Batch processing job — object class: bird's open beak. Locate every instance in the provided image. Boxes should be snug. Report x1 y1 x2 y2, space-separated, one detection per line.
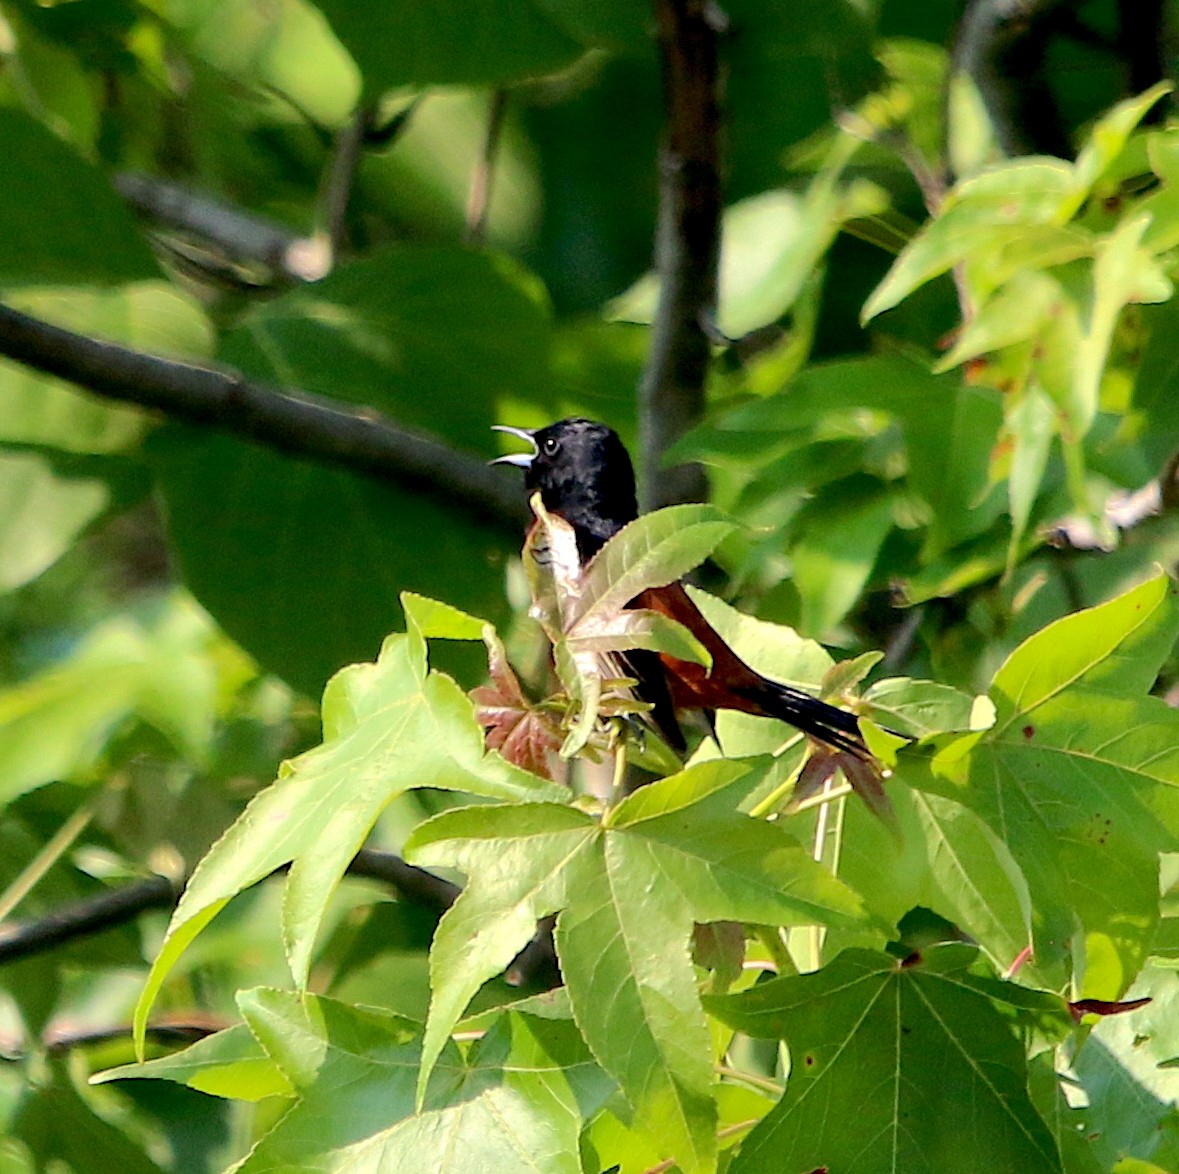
490 424 538 467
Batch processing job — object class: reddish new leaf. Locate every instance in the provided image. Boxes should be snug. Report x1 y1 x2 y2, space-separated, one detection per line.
470 635 563 781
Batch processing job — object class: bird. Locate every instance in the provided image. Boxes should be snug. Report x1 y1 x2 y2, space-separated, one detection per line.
491 416 874 761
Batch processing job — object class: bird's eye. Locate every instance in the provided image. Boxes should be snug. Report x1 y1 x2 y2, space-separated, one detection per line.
542 436 560 455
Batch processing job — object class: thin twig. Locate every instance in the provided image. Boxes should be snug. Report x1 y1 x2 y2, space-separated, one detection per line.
951 0 1073 161
638 0 724 512
714 1063 783 1098
0 796 99 923
321 103 374 258
0 301 527 530
465 89 508 246
114 173 330 282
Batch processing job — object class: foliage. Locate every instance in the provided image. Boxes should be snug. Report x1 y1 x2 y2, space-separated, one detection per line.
2 1 1179 1173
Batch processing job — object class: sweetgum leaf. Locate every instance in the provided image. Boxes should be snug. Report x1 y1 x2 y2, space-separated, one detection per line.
93 1024 292 1102
134 607 564 1053
706 945 1065 1173
574 504 736 624
227 990 608 1173
920 576 1179 992
407 759 866 1174
470 634 563 781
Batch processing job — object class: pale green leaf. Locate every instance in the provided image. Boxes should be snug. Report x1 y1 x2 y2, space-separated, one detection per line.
93 1024 292 1102
863 160 1075 321
0 595 224 805
575 504 736 625
405 803 597 1102
566 607 711 669
135 629 563 1053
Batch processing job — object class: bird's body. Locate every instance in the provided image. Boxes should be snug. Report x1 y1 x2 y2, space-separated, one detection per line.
493 417 872 760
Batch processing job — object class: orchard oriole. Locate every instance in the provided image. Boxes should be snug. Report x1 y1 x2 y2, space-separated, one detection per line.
492 416 873 761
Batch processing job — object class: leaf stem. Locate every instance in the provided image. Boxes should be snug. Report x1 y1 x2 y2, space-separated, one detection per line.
714 1064 784 1098
0 794 99 923
752 925 799 977
747 752 804 819
642 1120 761 1174
792 782 852 814
608 733 629 808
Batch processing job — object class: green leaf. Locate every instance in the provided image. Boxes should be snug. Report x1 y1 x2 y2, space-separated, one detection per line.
838 787 1035 978
935 270 1062 372
1068 83 1173 211
566 607 711 669
0 451 110 591
576 504 736 624
134 621 564 1051
1006 384 1057 561
1069 214 1172 437
0 595 224 805
405 802 596 1105
791 480 894 637
861 677 980 738
93 1023 293 1102
0 107 158 286
922 576 1179 989
314 0 582 91
230 989 607 1173
409 759 865 1174
863 160 1076 321
1074 961 1179 1170
401 592 488 644
557 841 719 1173
706 946 1064 1173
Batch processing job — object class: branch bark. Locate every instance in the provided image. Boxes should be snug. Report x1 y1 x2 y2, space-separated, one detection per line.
951 0 1073 161
0 301 527 530
0 849 458 967
114 173 330 283
638 0 724 512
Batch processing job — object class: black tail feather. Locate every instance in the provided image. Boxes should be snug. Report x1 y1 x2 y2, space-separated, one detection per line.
736 678 870 758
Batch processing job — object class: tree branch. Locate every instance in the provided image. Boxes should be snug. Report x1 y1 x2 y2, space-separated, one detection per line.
465 89 508 246
0 849 458 967
638 0 724 512
0 874 179 964
114 173 330 283
0 301 527 530
951 0 1074 161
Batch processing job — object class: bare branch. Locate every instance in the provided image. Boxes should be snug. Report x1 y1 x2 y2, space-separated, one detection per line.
320 104 374 258
0 301 527 530
0 874 179 964
0 848 458 967
638 0 724 512
951 0 1073 161
347 847 461 910
114 173 330 283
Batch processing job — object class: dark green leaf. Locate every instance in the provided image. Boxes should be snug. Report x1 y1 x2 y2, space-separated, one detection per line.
707 946 1063 1173
0 107 158 286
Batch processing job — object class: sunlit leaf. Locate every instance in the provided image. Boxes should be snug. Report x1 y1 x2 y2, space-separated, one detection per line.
408 759 866 1173
134 607 564 1052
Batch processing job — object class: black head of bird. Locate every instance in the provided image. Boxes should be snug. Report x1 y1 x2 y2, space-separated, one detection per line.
492 417 639 558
